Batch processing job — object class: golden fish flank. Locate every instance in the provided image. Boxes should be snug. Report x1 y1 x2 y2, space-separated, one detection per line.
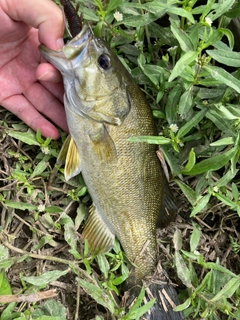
39 26 177 284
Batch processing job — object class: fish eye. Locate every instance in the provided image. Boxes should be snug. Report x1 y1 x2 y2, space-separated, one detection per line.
98 54 111 70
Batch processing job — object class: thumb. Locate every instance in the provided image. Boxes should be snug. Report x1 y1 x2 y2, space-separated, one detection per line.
2 0 64 50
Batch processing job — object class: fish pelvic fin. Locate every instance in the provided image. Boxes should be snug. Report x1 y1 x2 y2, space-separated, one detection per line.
65 137 82 181
57 134 71 165
57 135 81 181
157 176 178 228
82 204 115 254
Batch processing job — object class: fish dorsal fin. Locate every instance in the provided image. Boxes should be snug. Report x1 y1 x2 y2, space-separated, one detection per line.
82 204 115 254
65 137 81 181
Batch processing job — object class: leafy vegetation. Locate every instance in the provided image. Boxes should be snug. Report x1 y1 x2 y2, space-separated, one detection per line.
0 0 240 319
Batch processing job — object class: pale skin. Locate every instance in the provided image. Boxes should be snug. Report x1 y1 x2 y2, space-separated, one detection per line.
0 0 68 139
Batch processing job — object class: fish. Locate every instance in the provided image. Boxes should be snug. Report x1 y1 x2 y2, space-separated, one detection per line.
39 2 184 319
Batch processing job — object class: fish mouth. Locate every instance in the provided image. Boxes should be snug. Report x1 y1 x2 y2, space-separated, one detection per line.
39 24 92 71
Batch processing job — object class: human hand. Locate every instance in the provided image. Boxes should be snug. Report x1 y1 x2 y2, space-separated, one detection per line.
0 0 68 139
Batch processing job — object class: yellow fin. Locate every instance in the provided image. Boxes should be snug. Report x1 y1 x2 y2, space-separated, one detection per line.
57 135 72 165
82 204 115 254
64 137 81 181
89 124 117 162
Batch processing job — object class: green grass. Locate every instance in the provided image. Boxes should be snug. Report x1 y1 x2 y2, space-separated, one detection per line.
0 0 240 319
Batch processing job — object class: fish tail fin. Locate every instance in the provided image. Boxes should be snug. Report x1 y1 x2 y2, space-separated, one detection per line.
125 265 184 320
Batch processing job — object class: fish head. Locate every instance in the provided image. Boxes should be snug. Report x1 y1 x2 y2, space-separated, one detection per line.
39 25 131 125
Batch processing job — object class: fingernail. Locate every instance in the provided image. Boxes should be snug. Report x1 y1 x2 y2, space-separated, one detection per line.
37 70 49 81
56 38 64 49
38 70 58 82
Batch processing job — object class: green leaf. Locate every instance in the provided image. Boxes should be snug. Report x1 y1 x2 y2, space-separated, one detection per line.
32 299 66 319
173 228 182 251
161 145 180 176
190 193 211 217
128 298 155 319
122 6 167 27
181 148 196 174
206 49 240 67
95 254 110 279
106 0 122 14
204 65 240 94
22 270 69 287
210 137 234 146
213 192 237 210
0 302 17 319
211 277 240 302
4 201 37 211
0 257 15 269
203 262 238 277
139 64 168 87
0 244 9 261
165 84 182 124
183 146 237 176
225 2 240 18
170 18 195 52
31 161 48 178
77 278 116 314
166 6 195 24
177 108 207 139
218 28 234 50
128 136 171 144
169 51 198 82
190 222 201 253
207 0 235 21
174 251 192 288
193 0 215 18
8 129 40 146
173 180 198 205
178 89 193 117
45 206 64 213
174 297 191 312
127 286 155 318
216 170 237 188
0 270 12 295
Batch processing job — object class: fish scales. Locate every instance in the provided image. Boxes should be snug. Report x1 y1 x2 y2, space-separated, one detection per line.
63 40 163 281
39 10 184 319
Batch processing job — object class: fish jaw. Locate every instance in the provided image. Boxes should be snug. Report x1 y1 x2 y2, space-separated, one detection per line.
39 25 91 80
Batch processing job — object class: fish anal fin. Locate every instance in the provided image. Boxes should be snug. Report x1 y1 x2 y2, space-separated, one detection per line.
82 204 115 254
157 182 178 228
65 137 81 181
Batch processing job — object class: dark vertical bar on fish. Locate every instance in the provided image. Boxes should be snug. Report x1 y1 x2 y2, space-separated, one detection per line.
60 0 82 37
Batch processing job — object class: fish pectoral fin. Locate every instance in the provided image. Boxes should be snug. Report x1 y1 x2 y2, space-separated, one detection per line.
157 182 178 228
82 204 115 254
89 124 117 162
64 137 82 181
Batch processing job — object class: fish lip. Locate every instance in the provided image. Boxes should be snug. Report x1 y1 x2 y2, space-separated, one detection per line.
38 24 93 76
39 24 92 61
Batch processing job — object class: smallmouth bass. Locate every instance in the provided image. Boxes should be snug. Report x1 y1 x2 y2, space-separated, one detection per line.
39 11 183 319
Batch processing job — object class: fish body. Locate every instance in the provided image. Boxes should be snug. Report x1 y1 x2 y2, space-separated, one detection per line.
39 20 183 320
